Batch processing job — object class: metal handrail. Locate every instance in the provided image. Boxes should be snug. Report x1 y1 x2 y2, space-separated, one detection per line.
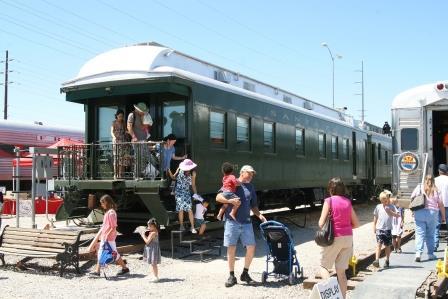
55 141 165 181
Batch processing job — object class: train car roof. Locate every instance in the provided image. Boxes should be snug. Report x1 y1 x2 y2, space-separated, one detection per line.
0 119 83 134
62 42 384 134
392 81 448 109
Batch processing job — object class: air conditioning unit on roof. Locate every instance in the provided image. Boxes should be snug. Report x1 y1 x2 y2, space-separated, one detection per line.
214 70 231 83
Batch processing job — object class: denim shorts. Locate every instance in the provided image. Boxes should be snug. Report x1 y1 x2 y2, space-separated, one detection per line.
223 220 255 247
194 218 205 227
376 229 392 246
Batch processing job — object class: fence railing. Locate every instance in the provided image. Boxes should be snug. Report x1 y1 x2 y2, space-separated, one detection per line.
56 141 164 180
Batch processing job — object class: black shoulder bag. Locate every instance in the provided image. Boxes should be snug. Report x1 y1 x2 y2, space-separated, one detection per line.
315 198 335 247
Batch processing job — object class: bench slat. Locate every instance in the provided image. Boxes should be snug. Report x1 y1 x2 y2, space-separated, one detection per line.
3 234 77 244
3 231 78 242
1 243 64 254
2 238 67 249
6 227 80 236
0 247 57 257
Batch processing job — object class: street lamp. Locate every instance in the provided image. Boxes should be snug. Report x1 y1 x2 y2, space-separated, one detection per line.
321 42 342 109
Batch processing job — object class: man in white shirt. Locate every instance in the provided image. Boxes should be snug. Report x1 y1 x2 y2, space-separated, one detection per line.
435 164 448 250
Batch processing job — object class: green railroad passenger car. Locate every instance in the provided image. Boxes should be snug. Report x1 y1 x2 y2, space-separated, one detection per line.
55 42 391 233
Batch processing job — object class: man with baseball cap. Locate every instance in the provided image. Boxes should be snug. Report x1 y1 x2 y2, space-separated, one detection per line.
435 164 448 249
216 164 266 287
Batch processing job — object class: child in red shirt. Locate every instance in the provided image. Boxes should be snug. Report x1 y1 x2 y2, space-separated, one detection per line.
217 162 240 221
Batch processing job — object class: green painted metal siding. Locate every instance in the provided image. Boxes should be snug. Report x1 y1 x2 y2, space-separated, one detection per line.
189 82 372 194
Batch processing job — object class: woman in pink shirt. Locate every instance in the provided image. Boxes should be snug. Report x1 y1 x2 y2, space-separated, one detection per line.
318 178 360 299
88 195 129 276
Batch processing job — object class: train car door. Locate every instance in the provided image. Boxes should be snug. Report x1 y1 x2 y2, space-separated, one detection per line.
430 109 448 175
352 132 357 177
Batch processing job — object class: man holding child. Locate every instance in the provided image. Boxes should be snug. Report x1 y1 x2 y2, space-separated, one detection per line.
216 165 266 287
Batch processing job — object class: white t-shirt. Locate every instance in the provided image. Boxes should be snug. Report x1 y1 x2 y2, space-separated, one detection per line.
194 203 207 220
435 175 448 207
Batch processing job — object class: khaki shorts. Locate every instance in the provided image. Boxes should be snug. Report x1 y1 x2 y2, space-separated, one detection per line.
320 235 353 271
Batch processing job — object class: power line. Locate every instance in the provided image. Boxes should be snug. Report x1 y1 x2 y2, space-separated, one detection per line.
0 13 98 55
1 0 118 48
195 0 310 59
152 0 292 67
39 0 138 44
95 0 283 80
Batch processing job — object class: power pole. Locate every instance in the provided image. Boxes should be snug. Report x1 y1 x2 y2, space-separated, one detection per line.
1 50 14 120
354 60 365 123
4 50 9 120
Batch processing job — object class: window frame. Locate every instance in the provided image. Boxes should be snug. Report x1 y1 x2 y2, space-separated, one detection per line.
209 110 226 148
331 135 339 160
295 127 305 156
401 128 418 151
236 115 251 152
263 121 275 153
318 132 327 159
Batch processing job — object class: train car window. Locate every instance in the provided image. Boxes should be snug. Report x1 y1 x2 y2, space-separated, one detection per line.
210 111 226 147
163 100 186 139
263 122 275 153
401 128 418 150
378 144 382 160
295 128 305 155
236 116 250 151
385 150 388 165
331 136 338 159
318 133 326 158
98 106 118 143
342 138 349 160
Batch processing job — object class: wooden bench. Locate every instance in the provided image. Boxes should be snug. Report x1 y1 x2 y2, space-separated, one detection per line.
0 226 82 276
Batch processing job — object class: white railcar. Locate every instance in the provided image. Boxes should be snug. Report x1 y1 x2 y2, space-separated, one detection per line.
391 81 448 198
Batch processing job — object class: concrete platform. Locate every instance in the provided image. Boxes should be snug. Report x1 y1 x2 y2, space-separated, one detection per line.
350 236 443 299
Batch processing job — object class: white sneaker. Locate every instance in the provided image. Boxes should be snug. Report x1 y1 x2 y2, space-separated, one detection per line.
191 228 198 234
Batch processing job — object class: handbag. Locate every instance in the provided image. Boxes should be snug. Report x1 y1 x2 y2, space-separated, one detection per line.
409 194 426 211
315 198 334 247
99 241 117 267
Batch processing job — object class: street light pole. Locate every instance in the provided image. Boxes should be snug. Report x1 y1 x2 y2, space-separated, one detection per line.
321 43 342 109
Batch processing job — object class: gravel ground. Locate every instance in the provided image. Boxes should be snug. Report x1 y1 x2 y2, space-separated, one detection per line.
0 201 415 299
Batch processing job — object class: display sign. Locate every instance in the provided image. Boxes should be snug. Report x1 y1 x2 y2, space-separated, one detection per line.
309 277 343 299
397 152 419 173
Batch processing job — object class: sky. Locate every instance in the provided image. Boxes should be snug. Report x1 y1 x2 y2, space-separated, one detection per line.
0 0 447 130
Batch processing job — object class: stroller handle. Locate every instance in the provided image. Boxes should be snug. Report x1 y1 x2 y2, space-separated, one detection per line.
259 220 286 231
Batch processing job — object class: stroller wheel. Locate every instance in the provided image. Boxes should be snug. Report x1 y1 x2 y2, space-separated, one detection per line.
288 273 295 285
261 271 268 284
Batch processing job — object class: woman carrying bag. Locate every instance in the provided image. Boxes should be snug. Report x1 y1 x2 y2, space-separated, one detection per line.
88 195 130 276
411 174 446 262
317 177 360 299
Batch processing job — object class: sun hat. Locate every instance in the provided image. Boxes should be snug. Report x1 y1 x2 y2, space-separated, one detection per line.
134 102 148 113
179 159 197 171
240 165 256 174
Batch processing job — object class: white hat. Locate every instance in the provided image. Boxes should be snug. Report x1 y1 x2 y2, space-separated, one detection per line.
240 165 256 174
179 159 197 171
134 102 148 113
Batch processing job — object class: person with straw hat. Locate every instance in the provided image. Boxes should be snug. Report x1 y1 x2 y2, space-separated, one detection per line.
173 159 198 233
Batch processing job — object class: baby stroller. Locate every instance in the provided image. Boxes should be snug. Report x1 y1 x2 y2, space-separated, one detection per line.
259 220 303 285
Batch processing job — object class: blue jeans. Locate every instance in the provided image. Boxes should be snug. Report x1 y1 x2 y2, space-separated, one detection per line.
415 208 438 256
223 220 255 247
435 207 448 249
